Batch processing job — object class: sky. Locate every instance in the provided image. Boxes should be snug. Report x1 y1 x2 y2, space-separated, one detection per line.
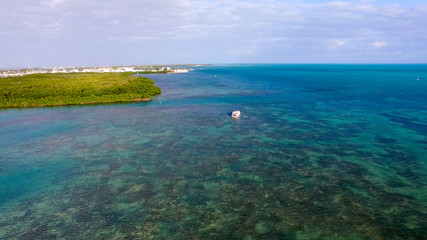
1 0 427 68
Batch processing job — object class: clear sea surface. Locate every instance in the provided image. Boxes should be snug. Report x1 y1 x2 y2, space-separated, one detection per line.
0 64 426 239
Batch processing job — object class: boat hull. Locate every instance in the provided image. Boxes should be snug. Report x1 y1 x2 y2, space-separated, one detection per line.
231 111 241 118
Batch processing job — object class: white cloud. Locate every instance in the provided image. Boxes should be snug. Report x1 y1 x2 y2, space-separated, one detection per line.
107 36 156 42
373 41 388 48
90 10 111 19
41 0 66 8
329 39 346 49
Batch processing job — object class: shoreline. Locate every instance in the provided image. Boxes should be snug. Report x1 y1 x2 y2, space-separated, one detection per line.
0 98 152 109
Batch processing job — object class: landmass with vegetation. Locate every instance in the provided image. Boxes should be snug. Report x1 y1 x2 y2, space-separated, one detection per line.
0 72 161 108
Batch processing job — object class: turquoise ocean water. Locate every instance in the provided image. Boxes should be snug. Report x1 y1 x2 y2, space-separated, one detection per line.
0 64 426 239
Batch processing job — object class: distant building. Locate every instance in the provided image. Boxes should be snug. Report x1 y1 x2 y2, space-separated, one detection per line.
173 69 189 73
160 67 171 71
97 67 113 73
120 67 136 72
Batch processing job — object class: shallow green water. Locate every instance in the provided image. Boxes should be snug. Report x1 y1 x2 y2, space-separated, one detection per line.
0 64 426 239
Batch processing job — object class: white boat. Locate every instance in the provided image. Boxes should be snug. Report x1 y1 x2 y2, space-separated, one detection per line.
231 110 241 118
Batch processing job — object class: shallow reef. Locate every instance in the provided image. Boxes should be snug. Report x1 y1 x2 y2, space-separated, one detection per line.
1 65 426 239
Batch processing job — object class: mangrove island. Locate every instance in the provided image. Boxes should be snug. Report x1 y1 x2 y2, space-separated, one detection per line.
0 72 161 108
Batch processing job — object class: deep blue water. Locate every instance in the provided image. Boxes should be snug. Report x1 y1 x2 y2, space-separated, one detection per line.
0 64 426 239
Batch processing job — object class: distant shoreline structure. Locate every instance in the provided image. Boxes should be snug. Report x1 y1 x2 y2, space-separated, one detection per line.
0 64 207 78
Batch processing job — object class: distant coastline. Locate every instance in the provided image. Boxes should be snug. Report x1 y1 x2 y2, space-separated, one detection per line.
0 64 205 78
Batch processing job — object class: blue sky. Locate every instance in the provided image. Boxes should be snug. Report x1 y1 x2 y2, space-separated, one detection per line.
1 0 427 68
